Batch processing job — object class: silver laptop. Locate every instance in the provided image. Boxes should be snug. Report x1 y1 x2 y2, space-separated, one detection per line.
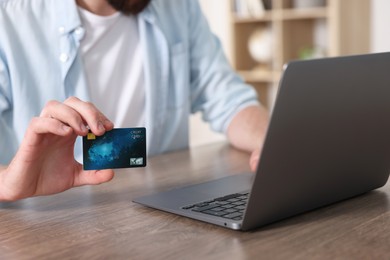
133 52 390 231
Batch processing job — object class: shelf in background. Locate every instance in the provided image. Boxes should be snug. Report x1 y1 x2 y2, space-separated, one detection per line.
230 0 371 109
232 7 328 23
233 11 273 23
280 7 328 20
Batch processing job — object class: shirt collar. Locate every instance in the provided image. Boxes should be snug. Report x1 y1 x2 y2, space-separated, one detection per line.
54 0 83 35
138 0 157 24
54 0 157 34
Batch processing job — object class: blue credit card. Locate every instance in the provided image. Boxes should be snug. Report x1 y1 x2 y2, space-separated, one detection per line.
82 127 146 170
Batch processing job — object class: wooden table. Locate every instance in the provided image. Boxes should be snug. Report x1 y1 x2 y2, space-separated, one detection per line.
1 142 390 259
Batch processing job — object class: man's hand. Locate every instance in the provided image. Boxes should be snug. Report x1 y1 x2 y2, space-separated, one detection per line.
249 149 261 172
0 97 114 201
227 105 269 172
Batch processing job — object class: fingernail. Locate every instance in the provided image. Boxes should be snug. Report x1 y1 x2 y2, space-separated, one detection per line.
62 125 71 132
98 121 105 131
80 124 87 132
104 119 113 126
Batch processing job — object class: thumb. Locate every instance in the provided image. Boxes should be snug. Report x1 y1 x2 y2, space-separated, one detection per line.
74 168 115 187
249 149 260 172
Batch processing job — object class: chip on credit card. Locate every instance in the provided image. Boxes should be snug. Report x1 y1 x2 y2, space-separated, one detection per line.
83 127 146 170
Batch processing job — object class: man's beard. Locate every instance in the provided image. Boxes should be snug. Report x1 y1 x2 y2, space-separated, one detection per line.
107 0 151 15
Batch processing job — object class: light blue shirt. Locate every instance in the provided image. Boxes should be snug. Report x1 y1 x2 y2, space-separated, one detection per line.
0 0 259 164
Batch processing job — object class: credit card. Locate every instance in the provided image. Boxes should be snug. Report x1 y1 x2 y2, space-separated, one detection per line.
82 127 146 170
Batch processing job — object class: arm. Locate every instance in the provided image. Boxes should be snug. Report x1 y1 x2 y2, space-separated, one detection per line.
186 1 269 170
227 105 269 171
187 1 261 133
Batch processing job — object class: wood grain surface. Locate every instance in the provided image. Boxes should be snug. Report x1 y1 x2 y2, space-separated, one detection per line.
1 142 389 259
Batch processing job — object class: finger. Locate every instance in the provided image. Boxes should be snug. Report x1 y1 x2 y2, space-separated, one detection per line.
249 150 260 172
64 96 114 136
28 117 73 136
24 117 74 145
73 166 115 187
40 100 88 135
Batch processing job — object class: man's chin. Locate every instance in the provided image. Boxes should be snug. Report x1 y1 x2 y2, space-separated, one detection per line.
106 0 151 15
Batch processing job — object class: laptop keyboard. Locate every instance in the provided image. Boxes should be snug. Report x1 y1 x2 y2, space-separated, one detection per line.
181 192 249 221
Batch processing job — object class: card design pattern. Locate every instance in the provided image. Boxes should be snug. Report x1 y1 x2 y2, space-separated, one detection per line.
83 128 146 170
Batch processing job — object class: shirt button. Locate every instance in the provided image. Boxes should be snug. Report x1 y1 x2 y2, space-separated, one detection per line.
75 27 83 35
59 53 69 63
58 26 65 34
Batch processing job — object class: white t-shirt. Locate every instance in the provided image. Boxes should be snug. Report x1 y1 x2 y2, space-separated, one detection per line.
78 8 145 128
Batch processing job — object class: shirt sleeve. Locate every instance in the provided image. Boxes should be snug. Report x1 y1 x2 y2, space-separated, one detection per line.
0 52 15 164
0 53 10 113
188 0 260 133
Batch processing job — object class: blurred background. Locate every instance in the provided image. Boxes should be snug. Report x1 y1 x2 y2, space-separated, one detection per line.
190 0 390 148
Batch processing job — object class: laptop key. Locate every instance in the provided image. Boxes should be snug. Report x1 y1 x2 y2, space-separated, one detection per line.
216 201 229 205
214 193 242 201
223 212 243 219
193 202 210 207
192 204 218 212
220 204 235 209
202 210 228 217
211 207 225 212
223 208 238 213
